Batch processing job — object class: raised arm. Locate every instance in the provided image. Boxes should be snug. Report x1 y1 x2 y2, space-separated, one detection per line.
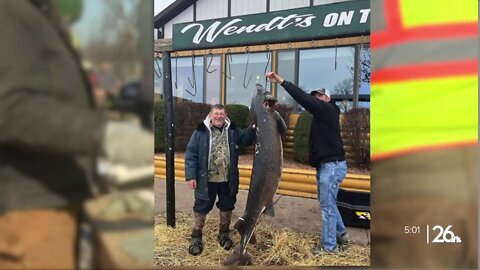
266 72 328 115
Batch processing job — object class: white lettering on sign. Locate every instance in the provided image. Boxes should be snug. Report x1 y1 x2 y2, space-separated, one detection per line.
324 9 370 27
338 11 354 25
181 19 242 44
324 13 338 27
359 9 370 23
181 14 316 44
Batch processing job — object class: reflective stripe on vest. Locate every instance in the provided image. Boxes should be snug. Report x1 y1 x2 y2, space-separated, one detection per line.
372 0 477 50
371 0 478 160
400 0 477 28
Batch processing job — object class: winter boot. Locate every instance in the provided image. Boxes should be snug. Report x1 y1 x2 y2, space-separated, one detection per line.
337 232 351 246
188 212 206 256
218 211 233 250
312 243 339 256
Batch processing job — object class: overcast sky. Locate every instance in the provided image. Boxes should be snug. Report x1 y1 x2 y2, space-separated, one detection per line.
154 0 175 15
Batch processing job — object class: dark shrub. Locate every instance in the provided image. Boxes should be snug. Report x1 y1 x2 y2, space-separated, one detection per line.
293 110 312 164
225 104 251 155
225 104 250 128
341 108 370 169
154 101 210 153
174 102 211 151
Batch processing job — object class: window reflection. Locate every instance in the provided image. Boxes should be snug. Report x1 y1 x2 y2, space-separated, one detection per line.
226 51 272 106
359 101 370 108
359 44 371 96
171 56 204 103
299 47 354 96
154 57 163 95
158 44 368 111
337 100 352 112
277 51 296 109
205 55 221 105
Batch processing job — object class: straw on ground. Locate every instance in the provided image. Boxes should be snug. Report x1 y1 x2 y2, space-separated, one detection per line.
154 213 370 266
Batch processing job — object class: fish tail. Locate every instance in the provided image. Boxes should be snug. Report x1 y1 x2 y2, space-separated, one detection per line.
233 218 257 244
233 218 245 234
223 248 252 266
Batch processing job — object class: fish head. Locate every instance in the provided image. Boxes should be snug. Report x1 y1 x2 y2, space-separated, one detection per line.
251 84 265 112
252 84 277 111
263 92 277 109
254 83 265 100
251 84 278 128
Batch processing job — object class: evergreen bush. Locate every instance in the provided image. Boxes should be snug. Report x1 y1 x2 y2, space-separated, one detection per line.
293 110 312 164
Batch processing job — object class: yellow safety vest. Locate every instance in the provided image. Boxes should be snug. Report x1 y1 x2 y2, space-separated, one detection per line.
371 0 478 160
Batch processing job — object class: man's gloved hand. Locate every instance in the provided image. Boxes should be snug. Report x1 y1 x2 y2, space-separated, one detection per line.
102 121 153 167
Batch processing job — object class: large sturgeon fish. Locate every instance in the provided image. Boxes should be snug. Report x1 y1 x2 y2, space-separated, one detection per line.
224 84 287 266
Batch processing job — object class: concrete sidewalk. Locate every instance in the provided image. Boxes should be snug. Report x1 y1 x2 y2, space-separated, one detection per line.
154 178 370 245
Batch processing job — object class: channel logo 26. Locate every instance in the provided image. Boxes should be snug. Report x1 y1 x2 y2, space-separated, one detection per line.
431 225 462 243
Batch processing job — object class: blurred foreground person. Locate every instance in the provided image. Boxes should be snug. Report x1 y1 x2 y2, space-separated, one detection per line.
0 1 152 269
371 1 477 268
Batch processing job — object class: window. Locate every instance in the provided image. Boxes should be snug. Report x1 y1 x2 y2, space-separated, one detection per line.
358 44 371 109
171 56 204 103
154 57 163 95
276 51 296 109
299 46 355 112
205 55 221 105
299 47 354 95
226 51 272 106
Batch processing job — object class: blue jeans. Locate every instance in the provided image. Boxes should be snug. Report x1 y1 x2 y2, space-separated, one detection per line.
317 160 347 251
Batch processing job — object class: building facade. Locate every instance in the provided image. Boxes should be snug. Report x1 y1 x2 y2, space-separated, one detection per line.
154 0 370 112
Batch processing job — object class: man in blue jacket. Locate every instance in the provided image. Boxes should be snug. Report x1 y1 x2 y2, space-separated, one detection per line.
185 104 255 256
266 72 349 255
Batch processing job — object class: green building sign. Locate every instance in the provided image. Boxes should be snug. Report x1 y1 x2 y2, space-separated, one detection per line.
173 0 369 50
